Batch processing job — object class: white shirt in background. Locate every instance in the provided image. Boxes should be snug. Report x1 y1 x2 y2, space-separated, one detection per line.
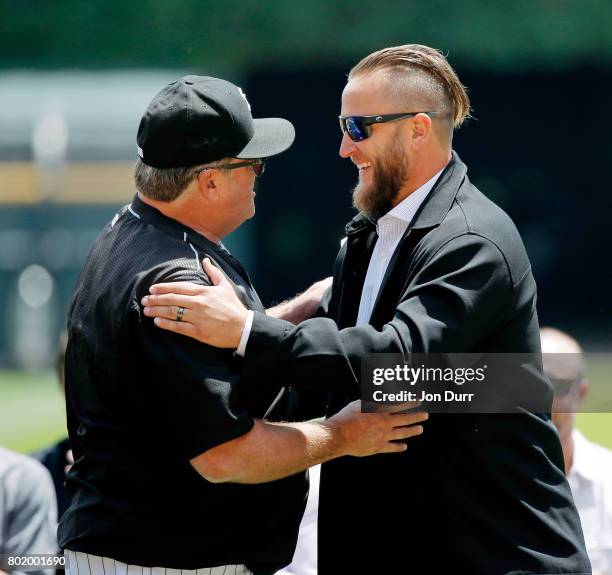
568 430 612 575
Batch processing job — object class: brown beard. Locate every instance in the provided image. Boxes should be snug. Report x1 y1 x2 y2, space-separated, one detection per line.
352 131 409 219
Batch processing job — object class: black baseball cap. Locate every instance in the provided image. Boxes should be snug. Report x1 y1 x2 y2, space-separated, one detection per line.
137 75 295 169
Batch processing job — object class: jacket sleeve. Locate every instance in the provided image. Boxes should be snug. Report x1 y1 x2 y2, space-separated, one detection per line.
242 233 515 392
314 285 332 318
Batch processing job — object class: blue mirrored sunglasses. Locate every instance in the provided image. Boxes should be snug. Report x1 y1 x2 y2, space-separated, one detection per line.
339 112 437 142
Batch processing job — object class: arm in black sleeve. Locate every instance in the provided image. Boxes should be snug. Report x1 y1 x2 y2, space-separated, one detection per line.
133 268 255 460
243 233 514 392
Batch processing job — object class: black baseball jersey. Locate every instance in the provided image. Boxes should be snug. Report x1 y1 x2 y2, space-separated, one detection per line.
58 194 307 575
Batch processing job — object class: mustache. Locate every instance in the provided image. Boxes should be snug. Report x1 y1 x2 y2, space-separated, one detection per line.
352 149 408 218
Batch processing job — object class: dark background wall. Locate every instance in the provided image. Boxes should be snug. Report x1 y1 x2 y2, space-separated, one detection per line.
245 65 612 347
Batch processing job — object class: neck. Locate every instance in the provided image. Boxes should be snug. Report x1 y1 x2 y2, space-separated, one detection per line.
392 149 451 207
138 192 225 244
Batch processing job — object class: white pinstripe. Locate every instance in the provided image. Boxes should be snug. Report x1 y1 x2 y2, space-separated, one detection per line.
114 558 127 575
183 231 202 272
128 206 141 219
103 557 115 575
64 552 252 575
87 554 105 575
188 243 201 271
75 550 89 575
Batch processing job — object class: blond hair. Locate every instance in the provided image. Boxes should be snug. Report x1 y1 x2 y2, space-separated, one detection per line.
349 44 471 140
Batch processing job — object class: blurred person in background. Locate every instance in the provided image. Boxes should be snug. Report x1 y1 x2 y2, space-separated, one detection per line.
542 327 612 574
59 75 426 575
143 44 591 574
0 446 57 575
31 331 73 520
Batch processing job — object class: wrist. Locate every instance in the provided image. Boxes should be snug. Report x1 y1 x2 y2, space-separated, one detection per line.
235 310 254 355
321 418 349 458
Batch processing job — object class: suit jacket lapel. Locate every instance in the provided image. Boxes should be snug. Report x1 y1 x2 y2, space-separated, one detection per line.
368 152 468 328
368 227 428 328
335 214 378 329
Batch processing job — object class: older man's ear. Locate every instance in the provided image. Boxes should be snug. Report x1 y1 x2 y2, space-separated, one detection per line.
195 170 219 201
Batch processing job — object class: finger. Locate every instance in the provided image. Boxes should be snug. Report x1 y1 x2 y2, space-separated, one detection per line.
384 400 422 413
380 441 408 454
390 411 429 427
390 425 424 441
153 316 196 338
368 400 422 414
142 292 199 308
149 281 206 296
202 258 229 287
143 305 187 322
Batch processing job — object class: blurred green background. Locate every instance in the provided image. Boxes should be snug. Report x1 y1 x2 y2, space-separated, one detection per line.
2 0 612 71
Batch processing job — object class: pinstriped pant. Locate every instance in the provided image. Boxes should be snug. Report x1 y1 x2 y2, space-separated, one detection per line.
64 550 253 575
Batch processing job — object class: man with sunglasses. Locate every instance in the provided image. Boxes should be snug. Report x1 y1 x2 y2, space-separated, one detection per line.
143 47 590 574
542 327 612 574
58 75 428 575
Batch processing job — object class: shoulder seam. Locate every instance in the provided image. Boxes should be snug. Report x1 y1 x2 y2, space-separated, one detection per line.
455 192 471 233
423 231 516 289
183 231 202 272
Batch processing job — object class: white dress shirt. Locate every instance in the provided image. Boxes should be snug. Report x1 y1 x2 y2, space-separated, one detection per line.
277 464 320 575
355 168 443 326
568 430 612 574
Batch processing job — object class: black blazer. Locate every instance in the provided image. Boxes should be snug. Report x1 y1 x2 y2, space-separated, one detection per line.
244 152 590 574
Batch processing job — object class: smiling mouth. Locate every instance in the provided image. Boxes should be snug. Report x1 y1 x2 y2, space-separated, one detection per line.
357 162 372 175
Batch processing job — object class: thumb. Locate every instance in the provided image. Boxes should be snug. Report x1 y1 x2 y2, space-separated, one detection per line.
203 257 228 287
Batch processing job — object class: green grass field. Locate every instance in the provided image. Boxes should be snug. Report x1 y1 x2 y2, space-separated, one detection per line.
1 368 611 454
0 371 67 453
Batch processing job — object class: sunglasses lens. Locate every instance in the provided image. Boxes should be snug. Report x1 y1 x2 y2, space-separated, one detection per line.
345 117 368 142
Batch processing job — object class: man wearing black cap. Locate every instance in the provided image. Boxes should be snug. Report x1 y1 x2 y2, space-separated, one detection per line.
58 75 427 575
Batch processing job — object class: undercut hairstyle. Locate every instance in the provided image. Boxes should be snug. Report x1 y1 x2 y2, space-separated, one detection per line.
349 44 471 144
133 158 204 202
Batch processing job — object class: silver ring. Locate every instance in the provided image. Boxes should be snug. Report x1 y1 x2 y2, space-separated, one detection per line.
176 306 185 322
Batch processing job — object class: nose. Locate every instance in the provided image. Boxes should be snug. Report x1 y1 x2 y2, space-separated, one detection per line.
339 132 357 158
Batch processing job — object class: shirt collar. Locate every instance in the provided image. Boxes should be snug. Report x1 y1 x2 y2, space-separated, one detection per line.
129 193 221 255
570 429 600 483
